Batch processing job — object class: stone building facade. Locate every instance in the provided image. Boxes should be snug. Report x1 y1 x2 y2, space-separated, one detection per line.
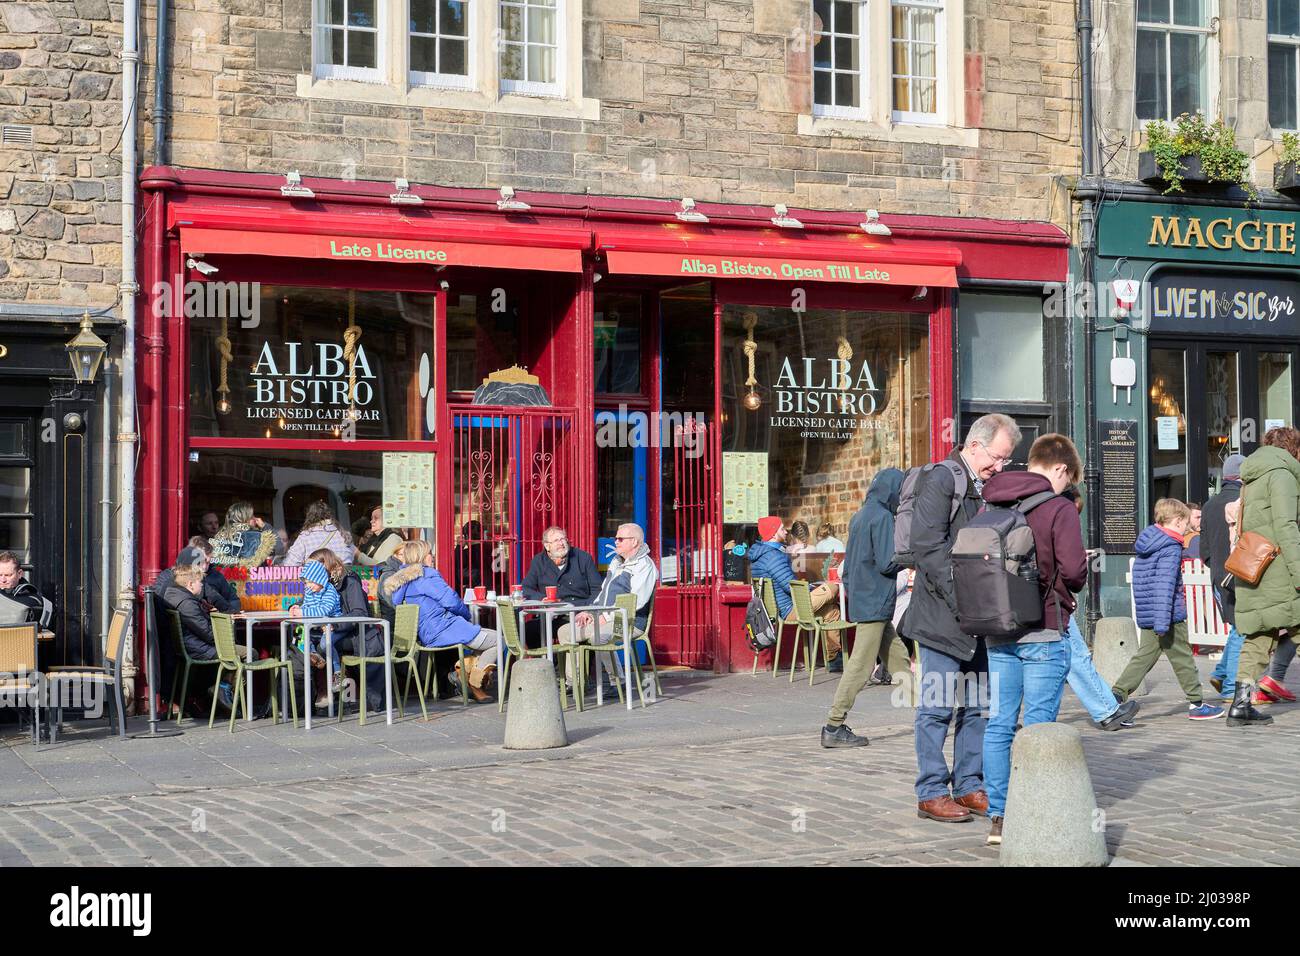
0 0 123 309
147 0 1081 224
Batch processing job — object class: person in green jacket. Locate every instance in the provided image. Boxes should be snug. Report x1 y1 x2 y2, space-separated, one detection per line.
1229 427 1300 727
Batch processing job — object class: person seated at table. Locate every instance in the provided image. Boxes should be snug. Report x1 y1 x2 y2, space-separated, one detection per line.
521 526 602 646
283 500 355 566
186 537 242 612
384 540 502 703
354 506 405 567
162 565 259 714
815 522 845 554
0 551 49 625
785 520 811 557
311 548 385 713
290 560 347 707
209 501 279 568
555 522 658 690
749 515 842 661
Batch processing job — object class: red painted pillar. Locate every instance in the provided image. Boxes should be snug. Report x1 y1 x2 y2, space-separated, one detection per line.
574 266 596 553
930 289 956 459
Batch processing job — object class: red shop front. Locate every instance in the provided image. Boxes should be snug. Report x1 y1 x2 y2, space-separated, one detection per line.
136 166 1068 678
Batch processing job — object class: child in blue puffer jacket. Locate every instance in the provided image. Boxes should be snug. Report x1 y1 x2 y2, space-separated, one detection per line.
1113 499 1223 720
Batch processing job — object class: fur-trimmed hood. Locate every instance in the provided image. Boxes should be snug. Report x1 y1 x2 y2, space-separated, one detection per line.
382 563 424 597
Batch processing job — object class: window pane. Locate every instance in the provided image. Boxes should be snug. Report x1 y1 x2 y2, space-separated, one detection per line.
501 43 523 79
958 294 1045 402
440 37 467 74
410 0 436 34
834 69 858 106
1135 28 1167 119
833 35 854 70
188 287 435 441
814 0 831 32
1137 0 1169 23
0 423 25 457
1150 348 1188 503
893 74 910 110
915 39 936 79
813 33 832 69
891 4 906 38
441 0 468 35
329 0 345 26
527 44 555 82
348 0 375 27
501 3 523 40
528 5 555 44
1172 0 1205 26
912 7 936 43
411 35 437 72
594 293 642 394
1259 351 1294 430
0 520 29 560
348 29 375 67
1279 0 1300 34
1270 43 1297 129
833 0 855 29
913 76 936 112
330 28 345 65
1169 31 1205 116
814 69 831 104
0 468 31 514
1205 352 1240 481
447 293 524 393
891 38 907 74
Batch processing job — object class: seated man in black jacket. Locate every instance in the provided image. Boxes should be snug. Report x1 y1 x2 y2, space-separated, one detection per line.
521 526 602 648
163 566 221 661
0 552 47 625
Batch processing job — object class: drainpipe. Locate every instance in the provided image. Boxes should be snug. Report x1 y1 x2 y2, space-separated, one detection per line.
100 362 113 641
152 0 168 166
119 0 140 670
1078 0 1101 632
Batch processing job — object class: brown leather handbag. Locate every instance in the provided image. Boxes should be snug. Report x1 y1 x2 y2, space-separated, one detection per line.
1224 483 1281 586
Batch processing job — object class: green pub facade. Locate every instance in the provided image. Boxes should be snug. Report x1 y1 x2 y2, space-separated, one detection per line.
1092 196 1300 615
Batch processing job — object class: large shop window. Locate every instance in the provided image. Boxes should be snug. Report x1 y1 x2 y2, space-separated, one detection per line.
190 286 436 442
719 305 930 548
594 291 641 395
446 291 520 394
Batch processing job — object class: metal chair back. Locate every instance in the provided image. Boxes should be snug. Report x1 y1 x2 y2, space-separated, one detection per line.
610 593 639 639
209 613 242 667
393 604 419 658
495 598 526 657
755 577 779 622
789 579 816 626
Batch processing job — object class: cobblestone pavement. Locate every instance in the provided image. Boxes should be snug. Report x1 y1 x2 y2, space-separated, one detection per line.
0 663 1296 865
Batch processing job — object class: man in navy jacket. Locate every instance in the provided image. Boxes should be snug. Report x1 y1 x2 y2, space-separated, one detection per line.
522 526 602 647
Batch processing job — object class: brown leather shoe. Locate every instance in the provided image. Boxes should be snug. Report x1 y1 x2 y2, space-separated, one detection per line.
953 790 989 816
917 795 973 822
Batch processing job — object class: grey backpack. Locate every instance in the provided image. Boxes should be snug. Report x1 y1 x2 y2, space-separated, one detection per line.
892 460 968 568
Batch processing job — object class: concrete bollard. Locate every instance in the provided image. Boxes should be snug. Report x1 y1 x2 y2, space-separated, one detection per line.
503 657 569 751
1000 722 1109 867
1091 616 1150 696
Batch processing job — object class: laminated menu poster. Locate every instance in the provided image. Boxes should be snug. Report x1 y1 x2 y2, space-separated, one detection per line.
383 452 435 528
722 452 769 524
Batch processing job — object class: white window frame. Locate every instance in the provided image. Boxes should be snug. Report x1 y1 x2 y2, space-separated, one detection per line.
313 0 386 83
498 0 564 98
812 0 870 120
409 0 475 90
1269 0 1300 132
890 0 944 125
1135 0 1213 122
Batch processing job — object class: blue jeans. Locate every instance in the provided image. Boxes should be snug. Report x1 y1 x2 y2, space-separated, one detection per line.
914 642 988 802
1211 624 1243 697
1066 616 1119 721
985 637 1071 820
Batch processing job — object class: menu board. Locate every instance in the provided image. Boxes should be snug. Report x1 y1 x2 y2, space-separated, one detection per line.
1099 420 1139 553
722 452 769 523
382 452 435 528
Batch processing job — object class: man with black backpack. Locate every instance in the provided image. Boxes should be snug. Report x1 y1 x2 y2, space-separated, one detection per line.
897 413 1019 824
973 434 1088 847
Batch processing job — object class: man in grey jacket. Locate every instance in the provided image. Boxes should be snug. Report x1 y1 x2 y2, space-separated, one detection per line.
900 413 1020 824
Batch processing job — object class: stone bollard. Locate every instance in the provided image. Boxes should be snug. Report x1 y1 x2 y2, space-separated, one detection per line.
503 658 569 751
1000 723 1109 867
1091 616 1150 696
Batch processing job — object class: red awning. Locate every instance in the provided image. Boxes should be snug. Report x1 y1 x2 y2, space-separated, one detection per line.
172 204 588 273
595 222 961 287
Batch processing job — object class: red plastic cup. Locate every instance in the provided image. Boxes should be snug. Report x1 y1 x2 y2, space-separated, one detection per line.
545 585 558 602
828 566 840 583
473 586 487 602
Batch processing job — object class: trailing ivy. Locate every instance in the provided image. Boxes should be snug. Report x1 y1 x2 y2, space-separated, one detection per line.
1144 113 1255 201
1280 131 1300 170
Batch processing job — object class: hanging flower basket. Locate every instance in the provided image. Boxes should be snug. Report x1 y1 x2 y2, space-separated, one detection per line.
1138 151 1217 189
1275 161 1300 197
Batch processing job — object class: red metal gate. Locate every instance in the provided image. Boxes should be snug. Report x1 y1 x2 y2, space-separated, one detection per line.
667 415 719 668
450 405 577 594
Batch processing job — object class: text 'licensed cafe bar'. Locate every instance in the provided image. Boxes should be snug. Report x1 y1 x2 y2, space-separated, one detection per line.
137 166 1067 672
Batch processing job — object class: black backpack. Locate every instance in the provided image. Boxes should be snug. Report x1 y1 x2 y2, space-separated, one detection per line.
951 491 1059 637
744 583 777 651
892 460 968 568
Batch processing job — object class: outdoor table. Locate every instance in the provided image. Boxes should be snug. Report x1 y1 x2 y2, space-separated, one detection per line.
466 598 575 665
231 610 294 723
280 615 393 730
38 630 54 643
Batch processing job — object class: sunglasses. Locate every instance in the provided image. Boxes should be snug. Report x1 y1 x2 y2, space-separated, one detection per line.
614 536 635 542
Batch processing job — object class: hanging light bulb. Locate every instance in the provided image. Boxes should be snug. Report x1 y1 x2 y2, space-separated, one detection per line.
217 397 231 415
744 389 762 411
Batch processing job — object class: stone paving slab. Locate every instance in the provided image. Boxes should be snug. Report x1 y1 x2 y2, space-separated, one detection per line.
0 658 1294 865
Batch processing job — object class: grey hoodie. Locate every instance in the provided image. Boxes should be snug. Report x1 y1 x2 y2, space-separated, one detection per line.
595 543 659 630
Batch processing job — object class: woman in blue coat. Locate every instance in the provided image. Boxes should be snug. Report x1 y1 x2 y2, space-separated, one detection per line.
382 539 501 702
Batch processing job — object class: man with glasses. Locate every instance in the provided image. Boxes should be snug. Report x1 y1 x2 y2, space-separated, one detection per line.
901 413 1021 824
522 526 603 647
556 523 658 690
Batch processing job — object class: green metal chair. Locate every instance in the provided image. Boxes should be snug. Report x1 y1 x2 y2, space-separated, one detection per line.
789 580 854 686
208 612 298 733
166 608 221 723
751 577 786 677
577 593 650 708
411 614 469 707
388 604 430 720
494 598 581 713
337 617 403 726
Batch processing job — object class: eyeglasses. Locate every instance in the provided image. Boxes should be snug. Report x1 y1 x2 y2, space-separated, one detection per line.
614 536 636 542
974 440 1013 466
